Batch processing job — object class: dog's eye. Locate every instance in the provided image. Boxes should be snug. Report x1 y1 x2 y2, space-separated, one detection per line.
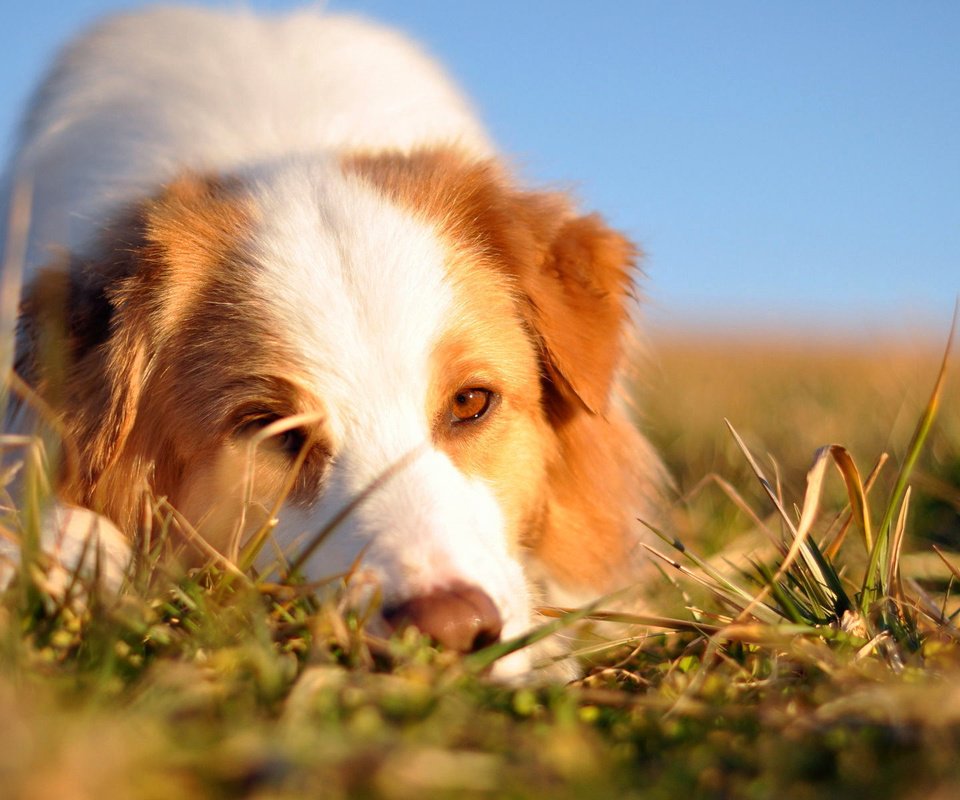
450 388 493 423
273 427 307 456
239 415 307 456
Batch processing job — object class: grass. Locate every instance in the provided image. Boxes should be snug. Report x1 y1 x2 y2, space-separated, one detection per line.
2 326 960 799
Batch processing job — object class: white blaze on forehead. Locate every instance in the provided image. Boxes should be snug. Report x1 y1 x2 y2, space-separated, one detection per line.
239 159 534 652
243 157 453 455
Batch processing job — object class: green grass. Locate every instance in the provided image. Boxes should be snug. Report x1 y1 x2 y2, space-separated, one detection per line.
2 328 960 799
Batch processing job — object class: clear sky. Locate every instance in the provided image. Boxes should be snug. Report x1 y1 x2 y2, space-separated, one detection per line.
2 1 958 336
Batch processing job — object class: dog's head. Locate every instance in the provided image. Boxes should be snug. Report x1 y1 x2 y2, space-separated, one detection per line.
19 148 649 677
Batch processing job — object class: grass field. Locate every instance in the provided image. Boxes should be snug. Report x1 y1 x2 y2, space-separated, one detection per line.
2 328 959 800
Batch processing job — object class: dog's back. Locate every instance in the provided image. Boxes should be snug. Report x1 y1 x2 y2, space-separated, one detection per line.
7 6 493 280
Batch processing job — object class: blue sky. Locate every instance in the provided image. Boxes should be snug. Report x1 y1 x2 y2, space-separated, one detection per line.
3 1 958 335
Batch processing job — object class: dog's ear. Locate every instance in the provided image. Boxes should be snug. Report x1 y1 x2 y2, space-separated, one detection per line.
16 222 152 509
509 205 636 415
16 174 246 521
452 167 651 590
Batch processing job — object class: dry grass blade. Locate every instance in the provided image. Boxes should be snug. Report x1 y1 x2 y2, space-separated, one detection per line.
463 586 638 673
5 371 81 491
725 421 835 599
795 447 830 556
562 636 654 664
156 499 250 584
237 411 326 570
638 518 779 617
906 576 960 641
539 608 866 649
824 452 888 559
828 445 873 552
683 472 783 552
537 606 725 635
933 545 960 583
641 542 781 623
886 486 911 603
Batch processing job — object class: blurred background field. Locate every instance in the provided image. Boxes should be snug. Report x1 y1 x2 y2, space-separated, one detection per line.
643 329 960 557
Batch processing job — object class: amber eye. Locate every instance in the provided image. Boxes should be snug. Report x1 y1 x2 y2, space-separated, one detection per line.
450 388 494 423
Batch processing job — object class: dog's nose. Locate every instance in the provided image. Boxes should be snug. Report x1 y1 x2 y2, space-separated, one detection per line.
382 583 503 653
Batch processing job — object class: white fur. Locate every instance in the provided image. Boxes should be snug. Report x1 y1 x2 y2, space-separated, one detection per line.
0 504 130 598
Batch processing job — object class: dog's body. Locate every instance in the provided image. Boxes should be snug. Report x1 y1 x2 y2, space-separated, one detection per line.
2 6 662 678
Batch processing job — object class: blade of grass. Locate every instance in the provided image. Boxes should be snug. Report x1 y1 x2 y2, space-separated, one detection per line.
283 445 425 582
462 585 638 673
886 486 911 605
750 559 809 624
932 545 960 584
824 452 888 559
537 606 726 635
906 574 960 642
861 306 956 609
641 542 782 623
726 431 851 623
540 607 867 647
236 411 326 570
683 472 787 555
725 421 833 594
638 518 780 619
829 445 874 553
155 499 250 584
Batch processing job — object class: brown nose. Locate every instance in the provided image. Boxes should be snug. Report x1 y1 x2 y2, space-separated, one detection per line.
382 583 503 653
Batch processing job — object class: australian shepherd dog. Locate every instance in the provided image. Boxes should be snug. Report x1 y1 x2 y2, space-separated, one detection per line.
0 6 663 678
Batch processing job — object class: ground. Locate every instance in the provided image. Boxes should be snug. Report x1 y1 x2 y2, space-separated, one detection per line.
2 329 959 799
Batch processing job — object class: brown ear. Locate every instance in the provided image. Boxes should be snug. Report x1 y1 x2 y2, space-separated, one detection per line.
68 282 151 503
512 210 636 415
16 233 151 511
15 174 246 519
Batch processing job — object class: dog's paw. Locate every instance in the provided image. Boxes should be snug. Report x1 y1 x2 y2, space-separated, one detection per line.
0 504 131 600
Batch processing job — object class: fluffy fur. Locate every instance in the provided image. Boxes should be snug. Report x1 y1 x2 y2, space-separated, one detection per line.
1 6 662 679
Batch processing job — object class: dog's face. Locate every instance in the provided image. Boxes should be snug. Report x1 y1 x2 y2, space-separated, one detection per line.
20 149 637 677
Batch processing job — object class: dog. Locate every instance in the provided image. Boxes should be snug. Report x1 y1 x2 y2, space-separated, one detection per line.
0 6 663 678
